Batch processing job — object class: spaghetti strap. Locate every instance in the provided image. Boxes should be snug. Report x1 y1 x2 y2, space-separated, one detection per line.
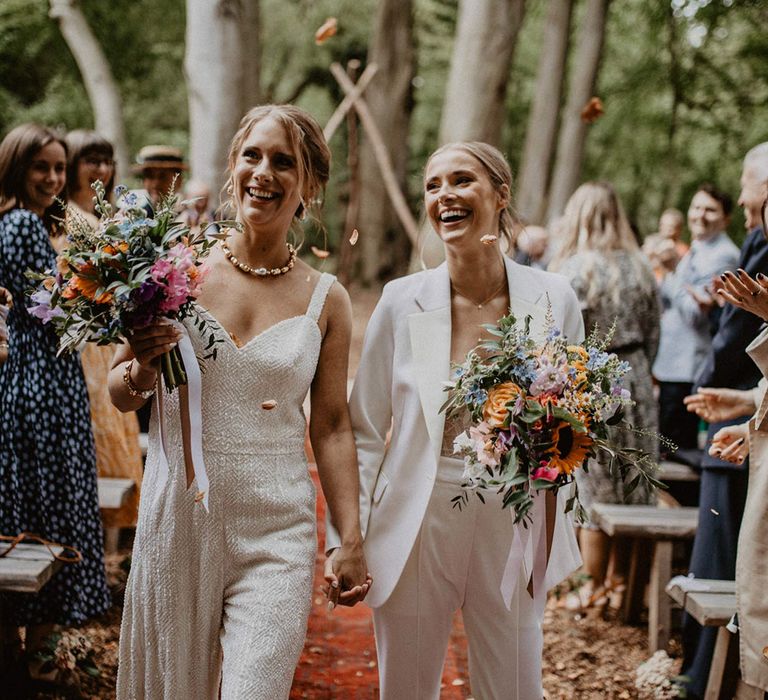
306 272 337 322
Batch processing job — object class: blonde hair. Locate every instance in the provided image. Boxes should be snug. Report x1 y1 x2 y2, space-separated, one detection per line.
222 104 331 226
549 181 653 306
424 141 518 252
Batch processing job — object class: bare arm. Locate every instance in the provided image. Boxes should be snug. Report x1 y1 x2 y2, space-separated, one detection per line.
310 283 369 606
108 321 181 412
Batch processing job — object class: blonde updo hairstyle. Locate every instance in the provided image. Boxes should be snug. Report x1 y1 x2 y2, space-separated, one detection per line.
425 141 518 252
222 104 331 237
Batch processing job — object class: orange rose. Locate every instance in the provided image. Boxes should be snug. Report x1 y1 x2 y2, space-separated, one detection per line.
483 381 524 428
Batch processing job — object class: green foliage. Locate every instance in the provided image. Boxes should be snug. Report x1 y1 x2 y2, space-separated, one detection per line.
2 0 767 262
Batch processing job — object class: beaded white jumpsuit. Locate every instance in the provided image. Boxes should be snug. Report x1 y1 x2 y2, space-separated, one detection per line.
117 273 336 699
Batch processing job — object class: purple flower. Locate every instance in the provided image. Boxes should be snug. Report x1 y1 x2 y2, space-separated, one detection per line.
28 289 64 324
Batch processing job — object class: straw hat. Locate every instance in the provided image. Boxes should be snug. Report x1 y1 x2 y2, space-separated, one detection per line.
132 145 188 174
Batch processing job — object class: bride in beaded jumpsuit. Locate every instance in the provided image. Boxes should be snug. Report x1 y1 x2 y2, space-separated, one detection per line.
109 105 370 699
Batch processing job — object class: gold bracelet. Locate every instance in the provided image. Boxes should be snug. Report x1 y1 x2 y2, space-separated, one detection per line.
123 359 156 400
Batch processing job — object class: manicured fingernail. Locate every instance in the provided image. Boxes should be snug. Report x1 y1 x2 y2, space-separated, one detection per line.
759 273 767 281
720 274 727 281
331 580 339 589
735 438 745 445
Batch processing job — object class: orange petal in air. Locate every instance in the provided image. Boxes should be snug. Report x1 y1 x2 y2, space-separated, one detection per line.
311 246 330 259
261 400 277 410
349 229 359 246
315 17 338 45
480 234 498 245
580 97 604 124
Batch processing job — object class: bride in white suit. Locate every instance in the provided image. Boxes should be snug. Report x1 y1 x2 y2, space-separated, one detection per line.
327 142 584 699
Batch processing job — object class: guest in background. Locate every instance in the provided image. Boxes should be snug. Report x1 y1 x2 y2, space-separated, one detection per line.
0 124 109 677
65 130 144 536
513 224 549 269
643 207 688 282
549 181 660 609
132 144 186 213
682 142 768 700
0 286 10 365
179 178 218 236
652 184 739 461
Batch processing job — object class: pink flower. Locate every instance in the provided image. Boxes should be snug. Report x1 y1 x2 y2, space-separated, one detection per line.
532 465 560 482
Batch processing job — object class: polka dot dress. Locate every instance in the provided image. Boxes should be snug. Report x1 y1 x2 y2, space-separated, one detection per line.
0 209 110 626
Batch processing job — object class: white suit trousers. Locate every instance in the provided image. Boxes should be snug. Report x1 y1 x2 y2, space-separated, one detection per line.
372 457 544 700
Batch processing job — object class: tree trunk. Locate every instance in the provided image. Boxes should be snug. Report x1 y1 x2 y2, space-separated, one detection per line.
516 0 573 225
49 0 130 184
546 0 610 223
438 0 526 146
419 0 526 268
354 0 415 284
185 0 261 203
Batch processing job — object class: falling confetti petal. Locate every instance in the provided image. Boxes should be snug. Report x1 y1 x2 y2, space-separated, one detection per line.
480 234 498 245
452 679 465 686
763 646 768 659
311 246 330 259
315 17 338 45
194 491 206 503
710 508 720 515
261 399 277 410
580 96 605 123
350 228 359 245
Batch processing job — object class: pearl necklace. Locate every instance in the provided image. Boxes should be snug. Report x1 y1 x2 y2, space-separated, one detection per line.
221 241 296 277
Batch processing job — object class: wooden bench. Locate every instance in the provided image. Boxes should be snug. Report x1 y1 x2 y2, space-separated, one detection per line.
666 578 737 700
658 459 700 483
0 542 65 673
97 477 137 553
590 503 699 652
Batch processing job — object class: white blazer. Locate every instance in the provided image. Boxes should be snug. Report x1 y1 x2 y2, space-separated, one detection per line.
327 256 585 608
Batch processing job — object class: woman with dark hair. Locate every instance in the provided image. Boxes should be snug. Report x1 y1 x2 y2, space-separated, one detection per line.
64 130 144 539
0 124 110 672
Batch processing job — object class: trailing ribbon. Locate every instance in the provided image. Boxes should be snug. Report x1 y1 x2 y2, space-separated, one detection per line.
500 491 549 617
153 322 210 512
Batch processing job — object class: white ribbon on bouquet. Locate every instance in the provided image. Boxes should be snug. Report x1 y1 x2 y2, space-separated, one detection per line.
153 321 210 512
500 491 549 618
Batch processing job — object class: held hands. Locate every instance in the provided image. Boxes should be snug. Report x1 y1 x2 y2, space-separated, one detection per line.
709 422 750 465
323 542 372 610
718 269 768 322
684 387 757 423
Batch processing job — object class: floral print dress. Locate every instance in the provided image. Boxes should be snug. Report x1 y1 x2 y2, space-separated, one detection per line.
0 208 110 626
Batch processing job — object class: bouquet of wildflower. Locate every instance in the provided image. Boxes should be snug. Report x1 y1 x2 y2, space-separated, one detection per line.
27 182 231 390
34 629 100 682
442 309 664 524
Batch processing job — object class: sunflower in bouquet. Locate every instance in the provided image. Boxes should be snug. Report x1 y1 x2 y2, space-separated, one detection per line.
442 309 665 523
27 181 233 390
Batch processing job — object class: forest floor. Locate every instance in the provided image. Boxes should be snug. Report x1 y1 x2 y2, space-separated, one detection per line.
25 285 682 699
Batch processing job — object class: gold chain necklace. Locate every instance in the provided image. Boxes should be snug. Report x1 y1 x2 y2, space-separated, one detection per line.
452 277 507 310
221 241 296 277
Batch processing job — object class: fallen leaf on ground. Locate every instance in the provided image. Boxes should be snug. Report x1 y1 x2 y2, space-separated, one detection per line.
315 17 338 45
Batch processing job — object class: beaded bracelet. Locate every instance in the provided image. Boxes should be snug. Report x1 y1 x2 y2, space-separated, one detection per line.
123 359 156 400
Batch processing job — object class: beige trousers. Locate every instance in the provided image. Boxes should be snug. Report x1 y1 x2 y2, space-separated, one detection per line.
372 457 543 700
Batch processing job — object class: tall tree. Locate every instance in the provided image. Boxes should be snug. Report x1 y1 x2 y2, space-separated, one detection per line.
516 0 573 225
546 0 610 222
355 0 415 283
420 0 526 267
185 0 261 199
49 0 130 182
438 0 526 146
